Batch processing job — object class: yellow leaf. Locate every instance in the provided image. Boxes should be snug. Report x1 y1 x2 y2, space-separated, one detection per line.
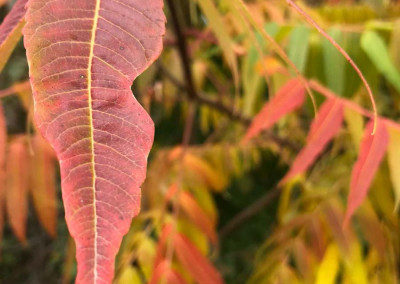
344 108 364 151
117 266 141 284
195 0 239 87
315 243 340 284
343 243 368 284
136 236 157 279
387 127 400 211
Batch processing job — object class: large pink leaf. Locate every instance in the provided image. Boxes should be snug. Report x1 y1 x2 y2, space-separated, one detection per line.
282 98 344 182
242 78 305 143
0 103 7 242
23 1 165 283
0 0 27 72
344 120 389 226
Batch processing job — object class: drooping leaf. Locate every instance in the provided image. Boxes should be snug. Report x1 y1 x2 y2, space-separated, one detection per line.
344 120 389 227
282 98 344 182
387 126 400 211
0 0 27 72
5 136 29 244
361 31 400 93
174 232 224 284
29 135 57 237
242 78 305 143
0 103 7 242
24 1 165 283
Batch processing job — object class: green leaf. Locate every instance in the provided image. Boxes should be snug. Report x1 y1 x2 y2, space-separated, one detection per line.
361 30 400 93
322 28 345 95
288 26 310 74
196 0 239 87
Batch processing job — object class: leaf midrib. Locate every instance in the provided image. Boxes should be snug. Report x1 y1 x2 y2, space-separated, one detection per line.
88 0 101 282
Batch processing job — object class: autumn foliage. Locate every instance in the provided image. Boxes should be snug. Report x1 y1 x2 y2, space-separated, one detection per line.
1 0 400 283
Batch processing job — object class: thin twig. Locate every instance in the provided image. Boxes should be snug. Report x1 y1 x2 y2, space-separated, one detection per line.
166 0 197 100
286 0 378 134
235 0 318 116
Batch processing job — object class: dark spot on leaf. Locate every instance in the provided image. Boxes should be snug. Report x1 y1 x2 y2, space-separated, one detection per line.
80 75 85 79
119 46 124 50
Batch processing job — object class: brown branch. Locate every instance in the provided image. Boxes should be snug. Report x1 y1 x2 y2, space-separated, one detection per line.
219 185 281 239
157 63 300 151
165 0 197 100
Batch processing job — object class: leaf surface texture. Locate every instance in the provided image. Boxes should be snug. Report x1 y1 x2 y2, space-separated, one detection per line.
24 0 165 282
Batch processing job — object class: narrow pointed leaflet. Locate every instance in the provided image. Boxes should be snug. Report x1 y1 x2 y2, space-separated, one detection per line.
243 78 305 143
282 98 344 182
0 0 27 72
344 120 389 227
24 1 165 283
5 136 29 244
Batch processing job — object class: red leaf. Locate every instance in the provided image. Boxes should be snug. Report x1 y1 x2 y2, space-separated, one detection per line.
282 98 344 182
174 233 224 284
242 79 305 143
24 1 165 283
0 0 27 72
344 120 389 227
29 135 58 238
0 104 7 242
5 136 29 244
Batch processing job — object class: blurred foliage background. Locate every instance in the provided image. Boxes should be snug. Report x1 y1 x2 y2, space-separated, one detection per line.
1 0 400 283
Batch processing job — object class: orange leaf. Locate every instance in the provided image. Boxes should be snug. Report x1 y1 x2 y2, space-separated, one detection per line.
29 135 57 237
149 260 187 284
0 103 7 242
344 120 389 227
154 224 174 267
282 98 344 182
242 78 305 143
174 233 224 284
5 136 29 244
179 191 217 244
